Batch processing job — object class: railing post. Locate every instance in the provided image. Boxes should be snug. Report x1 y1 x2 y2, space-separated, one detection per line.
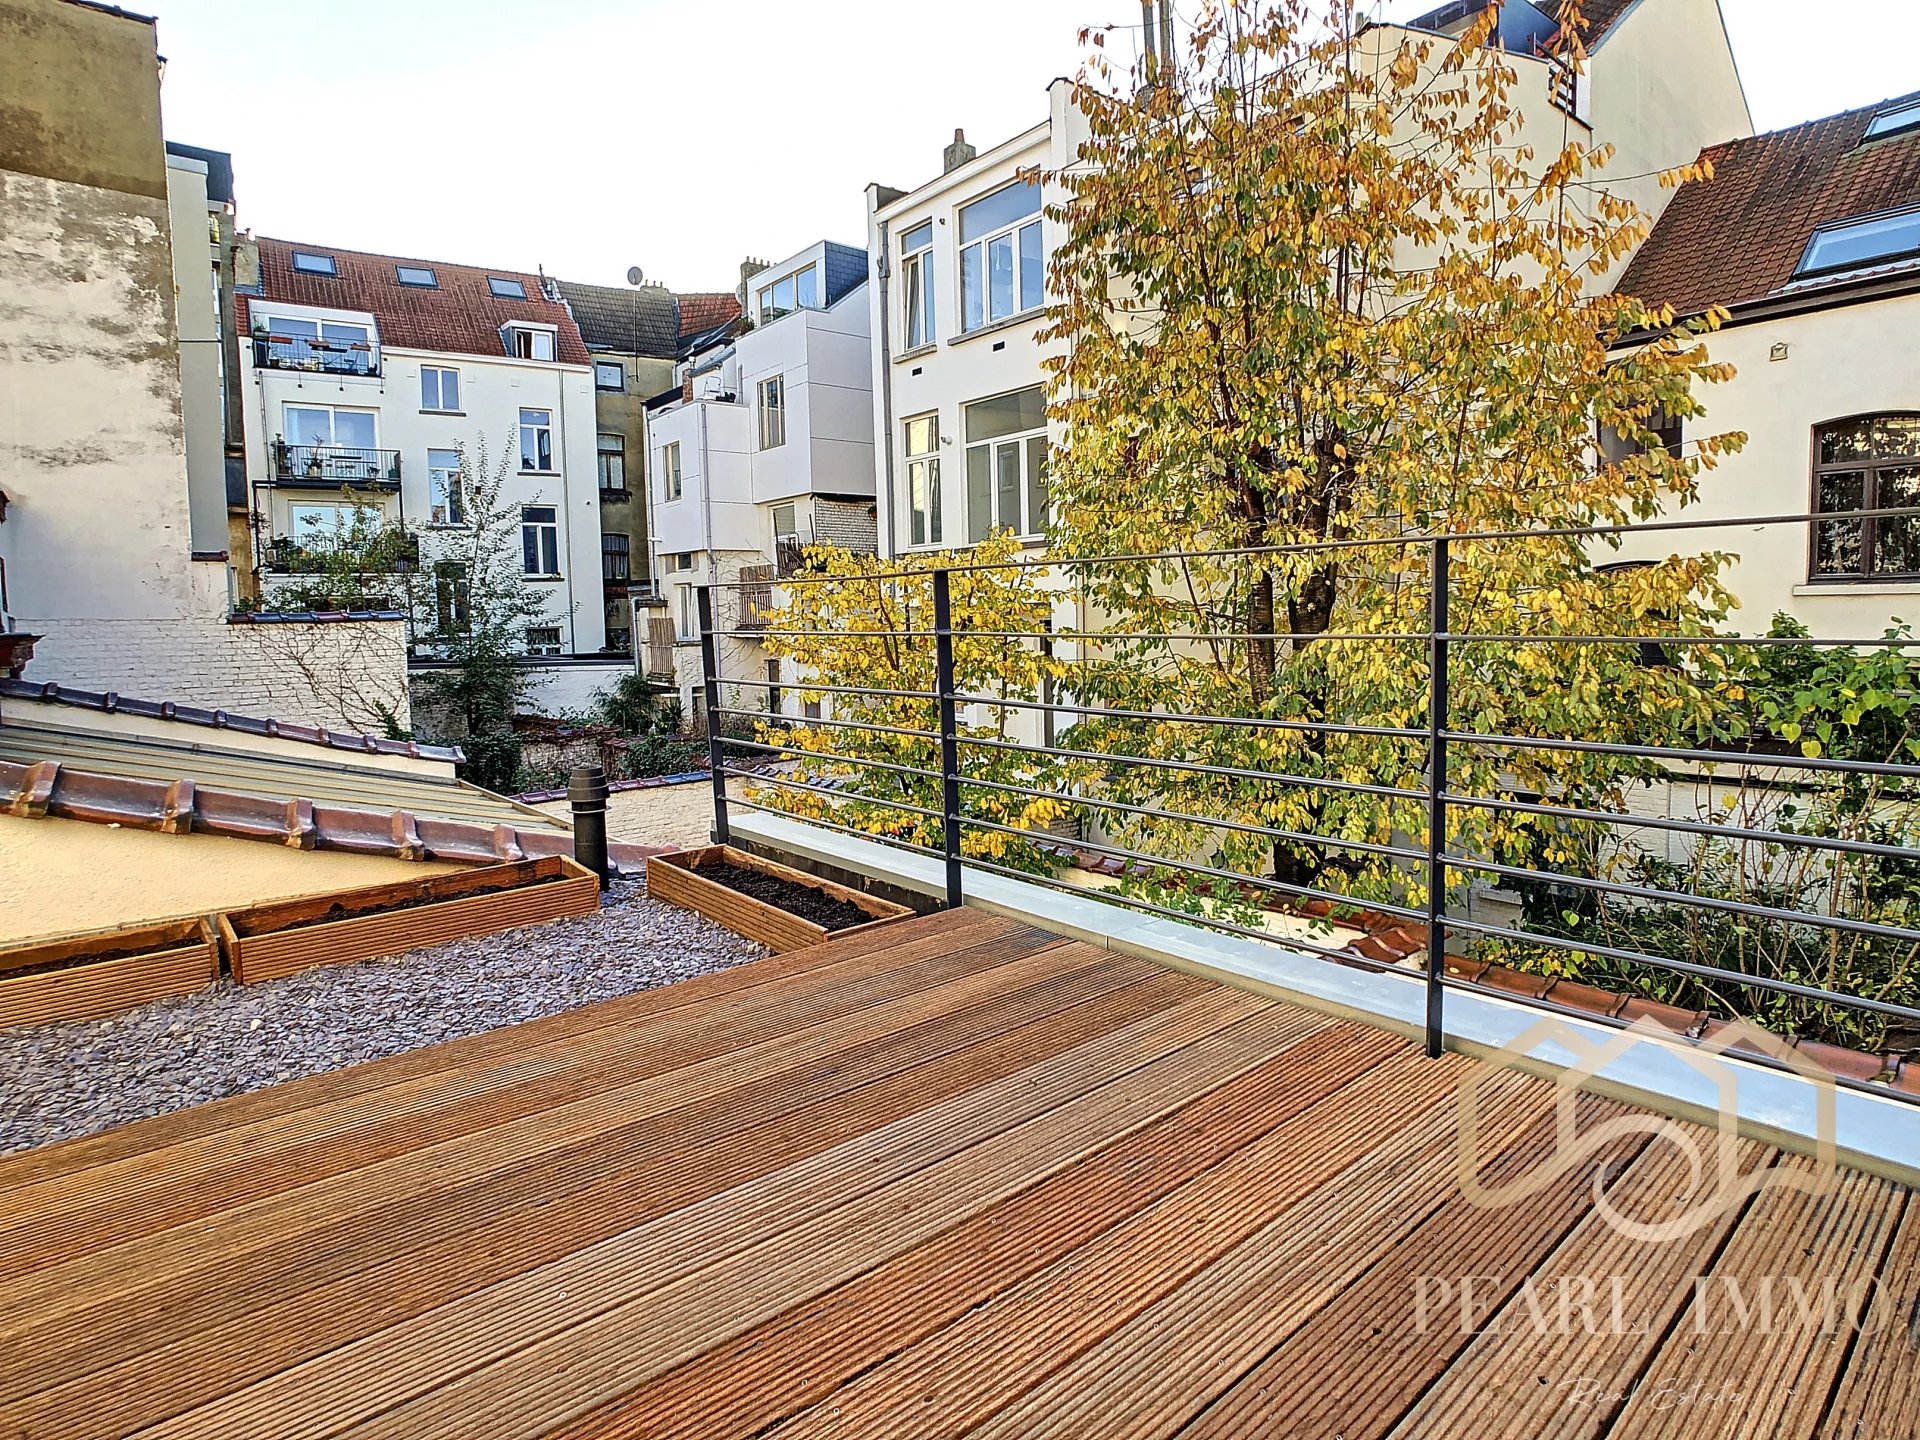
697 582 730 846
1424 536 1451 1059
932 568 964 909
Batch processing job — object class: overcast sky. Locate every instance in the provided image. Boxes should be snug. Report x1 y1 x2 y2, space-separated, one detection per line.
149 1 1919 295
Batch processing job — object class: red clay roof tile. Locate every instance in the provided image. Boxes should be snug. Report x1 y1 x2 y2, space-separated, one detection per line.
676 292 742 339
240 237 591 366
1616 91 1920 317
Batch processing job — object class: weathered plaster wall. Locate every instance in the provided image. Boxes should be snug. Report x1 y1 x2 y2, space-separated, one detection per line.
0 0 168 201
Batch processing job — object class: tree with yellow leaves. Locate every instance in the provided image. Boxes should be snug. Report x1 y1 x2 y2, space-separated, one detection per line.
1043 0 1745 911
748 533 1071 874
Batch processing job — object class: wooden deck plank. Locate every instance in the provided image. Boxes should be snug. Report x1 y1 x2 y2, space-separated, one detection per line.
1180 1094 1653 1440
0 917 1056 1278
537 1021 1413 1440
3 954 1191 1433
0 909 1908 1440
1383 1139 1774 1440
130 977 1289 1439
0 906 1005 1191
1621 1157 1906 1440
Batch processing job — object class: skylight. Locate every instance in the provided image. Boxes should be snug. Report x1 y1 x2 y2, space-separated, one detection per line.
488 276 527 299
290 251 336 276
395 265 438 288
1864 99 1920 142
1794 206 1920 280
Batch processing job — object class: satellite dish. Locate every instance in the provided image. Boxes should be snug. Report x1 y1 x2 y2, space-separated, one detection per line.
625 266 646 287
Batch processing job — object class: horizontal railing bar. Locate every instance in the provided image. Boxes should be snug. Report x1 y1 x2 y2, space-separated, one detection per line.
716 765 948 822
1445 791 1920 864
959 630 1426 643
715 676 940 702
710 628 927 640
1440 852 1920 949
1442 729 1920 781
693 503 1920 586
718 735 944 783
958 815 1430 925
1446 633 1920 648
711 706 939 743
948 693 1427 740
1443 914 1920 1023
958 733 1427 802
956 771 1427 864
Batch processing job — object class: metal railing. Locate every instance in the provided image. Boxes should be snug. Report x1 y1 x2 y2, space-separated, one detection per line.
692 508 1920 1099
253 333 378 377
271 443 402 488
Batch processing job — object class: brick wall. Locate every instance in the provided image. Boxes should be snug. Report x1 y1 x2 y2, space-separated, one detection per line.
813 498 878 555
25 604 411 735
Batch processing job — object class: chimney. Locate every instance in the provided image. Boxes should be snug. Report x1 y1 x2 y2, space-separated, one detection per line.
737 255 769 310
943 128 977 174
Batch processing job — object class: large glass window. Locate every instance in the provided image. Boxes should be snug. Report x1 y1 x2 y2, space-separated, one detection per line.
428 449 464 525
901 221 935 350
959 178 1042 331
521 505 560 576
259 314 374 375
661 440 683 500
603 532 631 582
597 432 627 491
1865 100 1920 142
420 365 460 412
964 386 1048 541
903 414 942 547
757 265 819 322
506 326 555 361
758 375 786 450
1796 207 1920 280
519 408 554 472
1811 414 1920 582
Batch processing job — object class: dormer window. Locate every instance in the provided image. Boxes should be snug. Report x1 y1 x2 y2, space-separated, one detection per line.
291 251 336 276
1795 205 1920 280
503 323 556 361
488 276 527 299
395 265 438 287
756 265 818 322
1864 99 1920 143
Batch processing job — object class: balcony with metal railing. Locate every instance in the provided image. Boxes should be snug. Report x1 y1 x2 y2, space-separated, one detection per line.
252 331 379 377
271 443 402 490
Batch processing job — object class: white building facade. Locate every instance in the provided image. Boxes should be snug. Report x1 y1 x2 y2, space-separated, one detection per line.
237 240 607 657
647 241 877 720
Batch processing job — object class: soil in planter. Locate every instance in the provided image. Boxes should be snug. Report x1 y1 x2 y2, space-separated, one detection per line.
695 862 875 932
230 874 559 937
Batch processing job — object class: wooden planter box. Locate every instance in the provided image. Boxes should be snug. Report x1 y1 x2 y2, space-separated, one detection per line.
0 918 219 1028
648 845 913 953
220 855 600 985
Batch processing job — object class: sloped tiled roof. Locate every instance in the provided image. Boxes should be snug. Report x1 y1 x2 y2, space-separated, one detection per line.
240 238 591 366
554 279 680 358
1615 91 1920 318
675 292 742 339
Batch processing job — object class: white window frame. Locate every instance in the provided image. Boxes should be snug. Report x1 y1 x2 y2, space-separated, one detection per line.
902 413 942 548
757 375 786 450
963 387 1048 541
524 625 563 656
420 365 460 412
597 432 627 492
900 221 935 351
520 505 561 577
594 360 626 391
505 324 556 361
427 448 464 526
661 441 683 501
772 501 799 543
958 179 1043 333
756 264 819 322
519 408 555 472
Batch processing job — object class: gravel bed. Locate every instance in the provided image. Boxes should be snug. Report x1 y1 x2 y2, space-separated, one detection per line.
0 877 767 1158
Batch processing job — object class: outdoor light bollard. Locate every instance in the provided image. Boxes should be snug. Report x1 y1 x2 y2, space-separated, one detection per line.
569 763 612 890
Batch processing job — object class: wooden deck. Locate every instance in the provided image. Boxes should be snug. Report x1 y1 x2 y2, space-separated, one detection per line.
0 909 1912 1439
